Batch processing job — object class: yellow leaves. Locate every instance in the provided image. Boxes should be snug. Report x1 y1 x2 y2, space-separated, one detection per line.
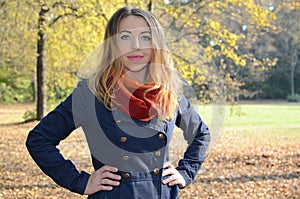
239 1 276 29
194 75 206 85
205 20 247 66
261 57 278 68
280 2 300 11
219 44 246 67
209 21 221 32
164 6 181 19
221 29 241 47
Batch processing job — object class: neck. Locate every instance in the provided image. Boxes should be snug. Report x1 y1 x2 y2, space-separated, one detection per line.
125 65 148 84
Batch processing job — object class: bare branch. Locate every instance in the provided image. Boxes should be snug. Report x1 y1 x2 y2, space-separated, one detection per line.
0 1 6 8
48 11 88 27
148 0 152 12
48 1 108 26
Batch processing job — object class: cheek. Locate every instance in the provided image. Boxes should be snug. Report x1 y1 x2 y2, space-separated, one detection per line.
118 43 131 56
144 49 153 62
144 49 153 57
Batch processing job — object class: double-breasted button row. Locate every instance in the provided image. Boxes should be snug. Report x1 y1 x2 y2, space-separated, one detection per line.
122 173 130 179
122 168 161 180
155 150 161 157
120 136 127 143
115 119 122 123
122 155 129 161
158 133 166 140
153 168 160 175
119 133 165 144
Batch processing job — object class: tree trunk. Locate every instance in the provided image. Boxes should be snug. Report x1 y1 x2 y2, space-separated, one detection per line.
291 61 295 97
148 0 152 11
36 6 47 120
290 43 299 97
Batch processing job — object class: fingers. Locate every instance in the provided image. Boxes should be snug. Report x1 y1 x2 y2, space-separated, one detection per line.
98 165 119 173
85 164 186 195
162 163 174 176
97 166 121 182
84 165 121 195
101 178 120 186
162 164 186 188
97 166 121 187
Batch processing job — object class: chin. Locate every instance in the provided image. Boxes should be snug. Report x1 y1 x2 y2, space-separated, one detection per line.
125 64 147 72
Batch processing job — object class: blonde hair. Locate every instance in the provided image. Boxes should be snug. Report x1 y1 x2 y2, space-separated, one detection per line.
88 7 182 120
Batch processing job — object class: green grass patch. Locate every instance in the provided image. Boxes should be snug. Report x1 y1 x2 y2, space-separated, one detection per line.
225 103 300 128
196 102 300 129
195 102 300 145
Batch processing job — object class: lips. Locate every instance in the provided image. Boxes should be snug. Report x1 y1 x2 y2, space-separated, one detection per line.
127 55 144 61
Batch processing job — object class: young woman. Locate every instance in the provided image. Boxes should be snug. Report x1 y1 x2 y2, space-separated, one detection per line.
26 7 210 199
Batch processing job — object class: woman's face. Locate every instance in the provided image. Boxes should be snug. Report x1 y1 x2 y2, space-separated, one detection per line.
117 15 153 74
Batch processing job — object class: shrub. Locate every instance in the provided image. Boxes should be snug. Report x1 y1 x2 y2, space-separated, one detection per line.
287 94 300 102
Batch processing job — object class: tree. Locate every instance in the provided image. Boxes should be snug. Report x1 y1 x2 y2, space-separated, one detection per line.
1 0 153 119
36 1 47 120
35 0 156 119
155 0 277 102
278 3 300 98
290 43 300 97
1 0 297 114
0 1 36 104
259 1 300 99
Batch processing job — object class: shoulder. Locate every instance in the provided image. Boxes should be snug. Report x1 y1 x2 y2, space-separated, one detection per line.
69 79 98 126
178 95 192 112
76 78 89 89
73 79 94 97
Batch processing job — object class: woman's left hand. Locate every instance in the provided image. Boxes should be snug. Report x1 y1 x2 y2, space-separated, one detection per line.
162 163 186 188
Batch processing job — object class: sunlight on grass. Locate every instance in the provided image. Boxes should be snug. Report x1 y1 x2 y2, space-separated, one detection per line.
196 102 300 129
194 102 300 146
224 104 300 128
0 104 35 124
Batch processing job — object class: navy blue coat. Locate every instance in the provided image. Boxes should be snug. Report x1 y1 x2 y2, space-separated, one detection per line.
26 80 210 199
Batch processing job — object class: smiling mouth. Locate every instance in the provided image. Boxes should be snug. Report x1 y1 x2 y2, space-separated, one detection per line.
127 55 144 61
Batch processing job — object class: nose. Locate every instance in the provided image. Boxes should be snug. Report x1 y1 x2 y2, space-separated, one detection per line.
131 37 140 50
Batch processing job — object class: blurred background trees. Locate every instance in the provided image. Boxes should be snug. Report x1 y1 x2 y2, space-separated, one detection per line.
0 0 299 119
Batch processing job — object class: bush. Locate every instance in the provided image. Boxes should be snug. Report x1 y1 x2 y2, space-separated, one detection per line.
287 94 300 102
0 64 33 104
22 110 37 121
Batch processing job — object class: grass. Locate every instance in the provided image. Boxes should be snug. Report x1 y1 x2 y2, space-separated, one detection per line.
196 102 300 129
193 102 300 148
224 103 300 128
1 102 299 127
0 103 34 125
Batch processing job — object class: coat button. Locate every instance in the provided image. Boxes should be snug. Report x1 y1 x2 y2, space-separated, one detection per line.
158 133 166 140
155 151 161 157
115 120 122 123
120 137 127 143
122 156 129 161
122 173 130 179
153 168 160 175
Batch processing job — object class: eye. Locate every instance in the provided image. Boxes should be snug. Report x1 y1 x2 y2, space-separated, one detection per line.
141 35 151 41
120 35 131 40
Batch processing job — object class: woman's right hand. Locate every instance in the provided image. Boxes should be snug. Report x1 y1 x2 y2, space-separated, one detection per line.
84 165 121 195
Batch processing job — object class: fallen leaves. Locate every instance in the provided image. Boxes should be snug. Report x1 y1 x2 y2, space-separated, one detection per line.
0 104 299 198
180 136 300 199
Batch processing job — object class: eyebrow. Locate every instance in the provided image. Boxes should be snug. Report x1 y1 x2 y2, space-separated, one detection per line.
119 30 151 34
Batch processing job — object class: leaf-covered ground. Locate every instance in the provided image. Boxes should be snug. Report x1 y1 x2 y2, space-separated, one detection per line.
0 104 299 198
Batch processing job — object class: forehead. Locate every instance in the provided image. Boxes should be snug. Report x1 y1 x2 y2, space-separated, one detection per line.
118 15 150 32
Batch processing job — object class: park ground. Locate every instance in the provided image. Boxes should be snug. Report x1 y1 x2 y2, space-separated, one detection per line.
0 101 299 198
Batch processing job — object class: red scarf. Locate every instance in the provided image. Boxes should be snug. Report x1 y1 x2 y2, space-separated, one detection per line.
113 75 162 121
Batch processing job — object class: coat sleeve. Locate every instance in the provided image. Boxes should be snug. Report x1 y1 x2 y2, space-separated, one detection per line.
25 81 90 194
175 96 211 187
